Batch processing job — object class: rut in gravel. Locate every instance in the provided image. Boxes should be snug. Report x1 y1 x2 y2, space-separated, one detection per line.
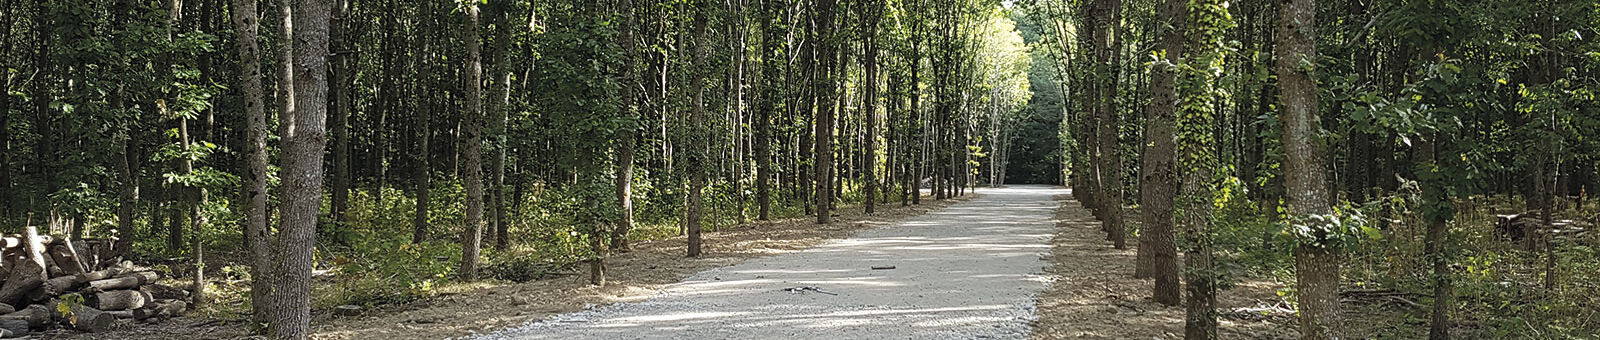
470 185 1066 340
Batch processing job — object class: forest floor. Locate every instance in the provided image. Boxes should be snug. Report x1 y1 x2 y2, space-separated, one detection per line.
467 185 1062 340
51 191 972 340
1030 194 1299 339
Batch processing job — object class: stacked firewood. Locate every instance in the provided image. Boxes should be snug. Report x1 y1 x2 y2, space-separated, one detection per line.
0 227 191 337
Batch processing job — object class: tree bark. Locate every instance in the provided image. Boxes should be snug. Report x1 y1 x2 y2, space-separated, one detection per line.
755 0 781 221
272 0 333 335
813 0 838 224
862 0 882 215
329 0 352 244
611 0 638 252
1417 134 1451 340
686 1 710 257
230 0 273 326
487 0 513 251
1276 0 1342 338
1136 0 1185 297
1091 0 1127 249
458 2 486 280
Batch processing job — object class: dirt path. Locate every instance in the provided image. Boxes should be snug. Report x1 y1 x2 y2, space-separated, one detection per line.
472 186 1065 340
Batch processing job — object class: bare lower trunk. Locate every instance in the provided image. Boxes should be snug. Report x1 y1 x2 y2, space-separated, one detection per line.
232 0 273 318
1137 0 1185 291
488 1 512 251
1276 0 1341 337
813 0 838 224
458 3 486 281
685 4 709 257
272 0 333 335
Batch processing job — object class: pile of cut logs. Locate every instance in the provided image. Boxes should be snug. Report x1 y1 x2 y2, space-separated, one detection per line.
0 227 190 337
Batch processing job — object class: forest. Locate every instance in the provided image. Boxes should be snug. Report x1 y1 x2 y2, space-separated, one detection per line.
0 0 1597 338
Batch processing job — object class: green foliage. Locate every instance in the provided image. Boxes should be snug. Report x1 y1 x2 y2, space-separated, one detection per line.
327 238 459 307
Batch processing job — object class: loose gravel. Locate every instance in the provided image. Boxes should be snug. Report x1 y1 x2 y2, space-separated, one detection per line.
469 186 1064 340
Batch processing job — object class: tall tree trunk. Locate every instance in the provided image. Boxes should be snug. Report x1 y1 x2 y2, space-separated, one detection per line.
181 115 209 308
813 0 838 224
1417 134 1451 340
0 0 12 218
1091 0 1126 249
487 1 512 250
686 1 710 257
412 95 433 243
272 0 333 335
1137 0 1185 306
1276 0 1342 338
229 0 272 326
458 2 486 280
755 0 780 221
862 0 881 214
1179 0 1230 337
329 0 351 244
611 0 638 252
411 23 432 244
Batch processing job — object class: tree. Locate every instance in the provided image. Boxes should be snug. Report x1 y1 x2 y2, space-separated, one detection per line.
814 0 839 225
458 0 487 280
488 0 514 251
1089 0 1126 249
755 0 782 221
228 0 273 326
271 0 334 336
1137 0 1185 306
612 0 640 251
1178 0 1231 338
862 0 884 214
1275 0 1342 338
686 0 711 257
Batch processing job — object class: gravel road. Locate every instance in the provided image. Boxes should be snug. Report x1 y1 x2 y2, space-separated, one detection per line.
471 186 1064 340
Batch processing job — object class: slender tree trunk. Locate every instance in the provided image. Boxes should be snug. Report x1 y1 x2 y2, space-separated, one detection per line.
1276 0 1341 337
412 21 433 244
1418 134 1451 340
230 0 272 326
272 0 333 335
862 1 881 214
329 0 351 244
487 1 512 250
1137 0 1185 305
612 0 638 252
1090 0 1126 249
412 98 433 243
458 2 486 280
814 0 838 224
0 0 11 218
755 0 780 221
686 2 710 257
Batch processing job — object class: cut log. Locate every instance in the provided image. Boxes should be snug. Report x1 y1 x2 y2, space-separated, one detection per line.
94 290 147 311
67 304 114 332
0 257 45 306
44 267 134 296
0 305 51 329
69 240 92 271
0 304 12 315
47 241 87 276
0 318 26 338
139 283 189 301
21 228 48 278
86 271 158 292
104 310 134 319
